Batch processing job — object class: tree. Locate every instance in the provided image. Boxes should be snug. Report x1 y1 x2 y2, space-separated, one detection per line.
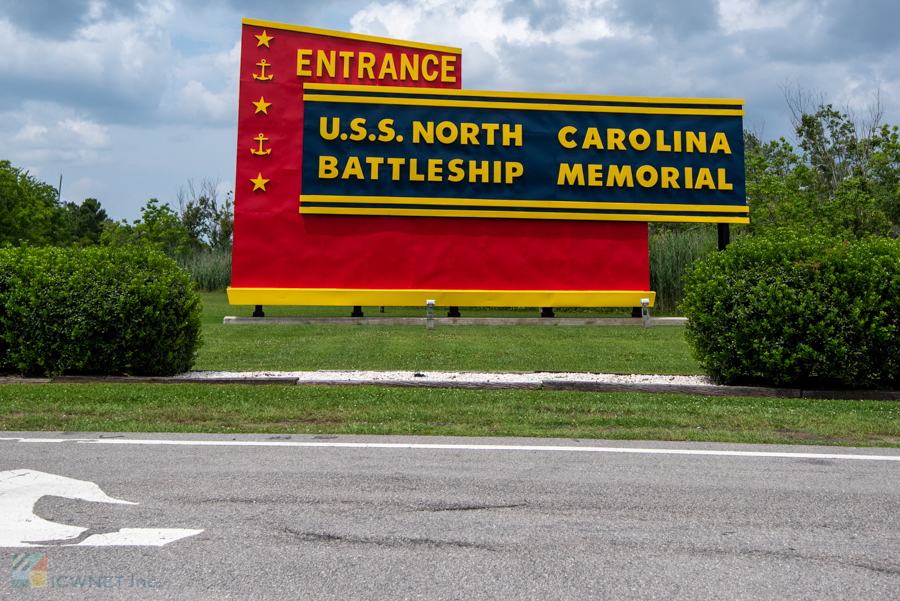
176 177 234 251
0 160 67 246
743 84 898 238
784 85 896 195
743 131 816 233
101 199 192 258
65 198 109 246
868 124 900 234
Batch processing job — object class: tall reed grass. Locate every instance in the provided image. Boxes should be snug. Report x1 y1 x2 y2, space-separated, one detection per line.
177 248 232 292
649 227 718 313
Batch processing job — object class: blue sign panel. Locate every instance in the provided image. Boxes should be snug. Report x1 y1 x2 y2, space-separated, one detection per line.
299 84 747 223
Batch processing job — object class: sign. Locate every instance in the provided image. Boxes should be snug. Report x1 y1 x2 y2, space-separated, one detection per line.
229 20 746 309
300 85 746 223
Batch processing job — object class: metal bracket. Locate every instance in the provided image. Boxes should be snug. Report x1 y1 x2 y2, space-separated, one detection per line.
641 298 651 329
426 300 435 330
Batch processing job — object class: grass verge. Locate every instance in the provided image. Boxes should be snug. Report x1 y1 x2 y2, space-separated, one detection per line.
198 293 700 373
1 384 898 447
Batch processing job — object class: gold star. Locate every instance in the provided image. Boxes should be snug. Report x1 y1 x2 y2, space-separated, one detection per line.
252 96 271 114
250 173 269 192
255 30 273 48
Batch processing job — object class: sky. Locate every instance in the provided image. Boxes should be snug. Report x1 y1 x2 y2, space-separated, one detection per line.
1 0 898 220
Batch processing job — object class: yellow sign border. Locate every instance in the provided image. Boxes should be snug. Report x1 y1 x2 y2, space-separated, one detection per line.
227 288 656 307
298 206 750 224
303 93 745 116
304 82 743 107
300 194 749 214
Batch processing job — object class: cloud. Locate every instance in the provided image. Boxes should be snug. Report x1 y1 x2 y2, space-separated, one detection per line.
346 0 900 140
173 80 235 122
59 119 113 149
0 0 98 41
9 112 112 166
163 40 241 123
2 0 899 222
0 2 176 122
717 0 809 35
351 0 615 57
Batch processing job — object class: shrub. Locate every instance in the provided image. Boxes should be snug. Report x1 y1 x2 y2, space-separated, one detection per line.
0 245 202 377
680 231 900 388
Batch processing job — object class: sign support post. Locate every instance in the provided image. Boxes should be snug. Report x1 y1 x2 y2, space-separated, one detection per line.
718 223 731 251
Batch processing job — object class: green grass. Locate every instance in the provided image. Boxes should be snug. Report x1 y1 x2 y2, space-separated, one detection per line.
6 291 893 448
1 384 898 447
196 293 700 373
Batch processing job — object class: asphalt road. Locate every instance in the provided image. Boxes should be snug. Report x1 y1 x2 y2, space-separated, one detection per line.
2 432 899 600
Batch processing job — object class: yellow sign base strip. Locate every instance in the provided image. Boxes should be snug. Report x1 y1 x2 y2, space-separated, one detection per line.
299 205 749 224
227 288 656 308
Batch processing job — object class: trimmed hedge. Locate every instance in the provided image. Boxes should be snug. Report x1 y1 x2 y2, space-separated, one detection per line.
680 231 900 388
0 246 202 376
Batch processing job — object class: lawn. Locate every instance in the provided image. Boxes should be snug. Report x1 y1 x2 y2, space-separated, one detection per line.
3 292 898 448
197 293 701 373
1 384 898 447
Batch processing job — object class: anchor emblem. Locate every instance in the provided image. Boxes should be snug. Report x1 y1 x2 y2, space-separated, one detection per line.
253 59 273 81
251 133 271 156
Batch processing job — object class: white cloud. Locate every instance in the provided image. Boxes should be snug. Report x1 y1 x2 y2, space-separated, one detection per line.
164 40 240 123
13 123 49 143
175 80 234 122
0 2 176 114
349 0 622 91
350 0 616 59
8 113 112 166
86 1 104 22
59 119 112 149
717 0 812 34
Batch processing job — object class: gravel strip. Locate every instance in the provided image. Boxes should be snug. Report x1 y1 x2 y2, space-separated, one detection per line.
173 370 715 386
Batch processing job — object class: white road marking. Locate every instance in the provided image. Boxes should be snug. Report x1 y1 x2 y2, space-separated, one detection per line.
0 470 134 547
0 469 203 548
1 437 899 462
71 528 204 547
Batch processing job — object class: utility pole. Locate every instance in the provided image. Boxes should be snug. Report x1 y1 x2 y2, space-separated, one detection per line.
57 175 63 204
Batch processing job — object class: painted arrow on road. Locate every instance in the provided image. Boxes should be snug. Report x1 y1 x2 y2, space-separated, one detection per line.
0 470 202 547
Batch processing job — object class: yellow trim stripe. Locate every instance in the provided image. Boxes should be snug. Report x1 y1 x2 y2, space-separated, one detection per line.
227 287 656 308
302 94 745 116
242 19 462 54
300 195 749 214
299 206 750 224
304 82 744 106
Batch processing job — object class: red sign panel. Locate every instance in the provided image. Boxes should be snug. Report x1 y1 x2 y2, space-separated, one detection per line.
230 19 651 308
